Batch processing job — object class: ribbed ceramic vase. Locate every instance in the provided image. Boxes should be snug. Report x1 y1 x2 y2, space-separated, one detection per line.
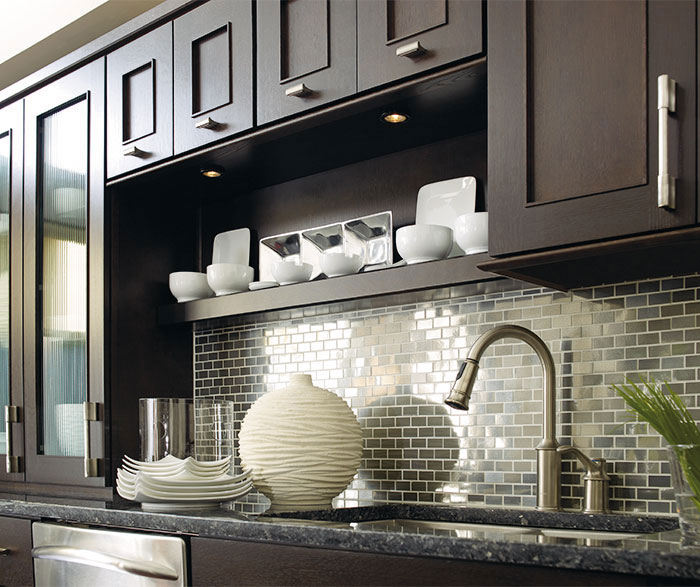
238 374 363 512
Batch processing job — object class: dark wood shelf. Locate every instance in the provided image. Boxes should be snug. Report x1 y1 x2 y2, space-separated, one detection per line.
158 253 496 325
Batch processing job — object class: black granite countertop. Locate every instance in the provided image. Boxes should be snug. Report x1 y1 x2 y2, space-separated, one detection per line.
2 498 699 581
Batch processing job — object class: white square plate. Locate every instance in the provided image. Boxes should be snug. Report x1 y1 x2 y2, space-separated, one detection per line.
212 228 251 265
415 176 476 256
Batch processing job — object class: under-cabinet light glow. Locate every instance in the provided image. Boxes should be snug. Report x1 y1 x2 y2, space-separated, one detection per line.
201 165 224 178
381 112 409 124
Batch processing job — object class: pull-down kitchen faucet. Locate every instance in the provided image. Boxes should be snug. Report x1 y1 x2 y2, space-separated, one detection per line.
445 324 609 513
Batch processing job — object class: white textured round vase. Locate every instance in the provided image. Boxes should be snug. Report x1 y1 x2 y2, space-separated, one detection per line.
238 374 363 512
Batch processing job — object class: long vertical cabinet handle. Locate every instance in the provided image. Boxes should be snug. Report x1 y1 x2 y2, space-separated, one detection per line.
658 74 677 209
83 402 101 477
4 405 21 473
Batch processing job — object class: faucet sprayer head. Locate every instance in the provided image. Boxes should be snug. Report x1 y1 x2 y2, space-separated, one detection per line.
445 359 479 410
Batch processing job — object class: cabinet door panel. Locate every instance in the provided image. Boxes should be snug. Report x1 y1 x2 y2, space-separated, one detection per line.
257 0 356 125
24 60 105 486
107 24 172 178
0 516 33 587
529 1 646 203
357 0 483 91
174 0 253 154
488 0 696 257
0 102 24 483
190 537 647 586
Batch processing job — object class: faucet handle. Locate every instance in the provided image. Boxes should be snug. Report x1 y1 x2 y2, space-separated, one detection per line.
558 446 611 514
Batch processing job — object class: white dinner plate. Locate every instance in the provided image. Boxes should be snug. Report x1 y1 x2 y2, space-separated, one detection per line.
117 481 253 502
117 468 248 486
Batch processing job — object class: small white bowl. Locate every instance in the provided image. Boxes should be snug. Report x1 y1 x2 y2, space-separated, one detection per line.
396 224 453 264
169 272 213 303
321 253 363 277
272 260 313 285
207 263 254 296
454 212 488 255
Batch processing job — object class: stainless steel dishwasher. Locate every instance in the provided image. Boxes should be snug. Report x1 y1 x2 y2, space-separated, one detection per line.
32 522 187 586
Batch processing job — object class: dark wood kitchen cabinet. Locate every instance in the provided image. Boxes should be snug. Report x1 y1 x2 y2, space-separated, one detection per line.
190 536 666 586
487 0 697 258
256 0 357 125
173 0 254 155
107 23 173 178
0 101 24 485
0 516 33 587
22 59 107 489
357 0 483 92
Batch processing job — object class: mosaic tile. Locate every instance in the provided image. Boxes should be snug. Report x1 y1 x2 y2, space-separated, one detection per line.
193 273 700 515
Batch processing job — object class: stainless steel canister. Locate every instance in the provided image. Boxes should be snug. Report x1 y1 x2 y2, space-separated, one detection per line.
139 398 194 461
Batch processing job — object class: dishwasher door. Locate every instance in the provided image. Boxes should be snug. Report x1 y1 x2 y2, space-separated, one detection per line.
32 522 187 587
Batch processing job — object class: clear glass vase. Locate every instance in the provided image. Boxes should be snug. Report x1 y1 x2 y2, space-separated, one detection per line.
667 444 700 546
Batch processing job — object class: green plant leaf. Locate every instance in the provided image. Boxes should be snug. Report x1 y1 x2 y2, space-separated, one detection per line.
612 377 700 516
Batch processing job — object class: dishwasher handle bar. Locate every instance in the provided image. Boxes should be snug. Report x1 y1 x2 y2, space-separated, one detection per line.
31 545 179 581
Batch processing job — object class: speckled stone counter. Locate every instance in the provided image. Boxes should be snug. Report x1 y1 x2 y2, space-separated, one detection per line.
2 499 699 582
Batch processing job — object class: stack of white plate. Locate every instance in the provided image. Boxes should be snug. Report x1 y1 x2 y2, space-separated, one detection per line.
116 454 252 512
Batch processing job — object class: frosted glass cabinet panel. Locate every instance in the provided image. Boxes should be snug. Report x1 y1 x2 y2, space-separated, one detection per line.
23 60 105 486
0 101 23 483
38 99 88 458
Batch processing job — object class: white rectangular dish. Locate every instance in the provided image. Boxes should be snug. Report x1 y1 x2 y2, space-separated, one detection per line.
416 176 477 257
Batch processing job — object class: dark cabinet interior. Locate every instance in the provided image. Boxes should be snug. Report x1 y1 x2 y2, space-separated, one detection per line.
357 0 483 91
256 0 357 125
129 56 489 324
487 0 697 258
0 516 33 587
107 23 173 178
173 0 254 154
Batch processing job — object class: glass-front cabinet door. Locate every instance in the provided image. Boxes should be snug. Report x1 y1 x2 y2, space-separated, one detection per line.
23 60 105 486
0 101 24 483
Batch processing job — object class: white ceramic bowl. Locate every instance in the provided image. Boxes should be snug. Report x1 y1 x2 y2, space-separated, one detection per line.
454 212 488 255
272 260 313 285
207 263 254 295
169 272 213 303
396 224 453 264
321 252 363 277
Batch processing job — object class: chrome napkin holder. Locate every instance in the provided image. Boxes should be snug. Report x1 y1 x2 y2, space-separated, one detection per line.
259 211 393 282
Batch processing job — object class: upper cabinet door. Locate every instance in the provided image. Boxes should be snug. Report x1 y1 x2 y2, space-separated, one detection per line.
23 59 106 486
488 0 697 257
0 101 24 483
174 0 254 155
257 0 357 126
357 0 483 92
107 24 173 178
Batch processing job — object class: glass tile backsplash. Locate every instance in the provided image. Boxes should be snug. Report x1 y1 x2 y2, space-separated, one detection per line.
194 273 700 515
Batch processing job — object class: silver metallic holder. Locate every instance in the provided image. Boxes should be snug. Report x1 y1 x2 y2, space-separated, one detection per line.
259 211 393 282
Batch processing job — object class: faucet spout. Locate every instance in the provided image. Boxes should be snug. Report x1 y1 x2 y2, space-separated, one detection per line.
445 324 562 511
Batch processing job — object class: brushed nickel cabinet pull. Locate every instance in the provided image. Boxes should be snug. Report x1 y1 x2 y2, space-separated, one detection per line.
285 83 312 98
83 402 100 478
123 146 147 158
195 117 222 130
5 405 21 474
658 74 677 210
0 547 9 556
396 41 425 59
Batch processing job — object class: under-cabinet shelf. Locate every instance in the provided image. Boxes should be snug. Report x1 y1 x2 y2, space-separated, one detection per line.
158 253 496 325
